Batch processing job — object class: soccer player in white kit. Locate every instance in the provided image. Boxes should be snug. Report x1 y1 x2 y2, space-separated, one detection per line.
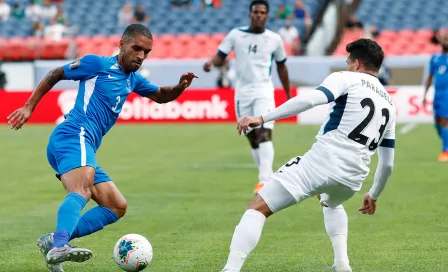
203 0 291 194
221 39 395 272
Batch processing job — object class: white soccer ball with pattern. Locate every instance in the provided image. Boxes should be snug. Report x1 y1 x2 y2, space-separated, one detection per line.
113 234 153 271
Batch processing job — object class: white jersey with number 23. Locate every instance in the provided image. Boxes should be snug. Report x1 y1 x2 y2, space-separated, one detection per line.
302 71 396 191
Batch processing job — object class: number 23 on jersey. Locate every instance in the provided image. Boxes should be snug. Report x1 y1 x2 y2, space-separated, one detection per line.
348 98 390 151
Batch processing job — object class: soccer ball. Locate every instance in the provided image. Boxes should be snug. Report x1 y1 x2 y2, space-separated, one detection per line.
113 234 153 271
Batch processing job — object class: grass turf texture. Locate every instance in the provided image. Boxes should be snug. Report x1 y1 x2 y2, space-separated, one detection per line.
0 124 447 272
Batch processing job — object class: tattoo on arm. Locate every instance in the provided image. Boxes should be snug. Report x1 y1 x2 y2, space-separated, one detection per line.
45 67 66 86
24 67 66 110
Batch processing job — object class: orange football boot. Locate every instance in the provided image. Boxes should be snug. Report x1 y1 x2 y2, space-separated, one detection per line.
438 152 448 162
253 182 264 194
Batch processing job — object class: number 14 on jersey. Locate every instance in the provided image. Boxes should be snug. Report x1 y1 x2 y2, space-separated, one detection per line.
248 44 257 54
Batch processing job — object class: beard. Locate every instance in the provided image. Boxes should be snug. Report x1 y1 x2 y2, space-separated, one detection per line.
443 45 448 51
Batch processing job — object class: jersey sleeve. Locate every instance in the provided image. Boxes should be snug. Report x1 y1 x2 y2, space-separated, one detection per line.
429 55 437 74
379 115 396 148
63 54 103 81
133 73 160 97
315 72 349 103
273 36 287 64
217 29 236 58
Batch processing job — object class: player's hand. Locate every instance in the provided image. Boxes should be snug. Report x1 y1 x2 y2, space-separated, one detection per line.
358 193 377 215
203 61 214 72
178 72 199 89
237 116 264 135
422 97 427 108
7 106 33 130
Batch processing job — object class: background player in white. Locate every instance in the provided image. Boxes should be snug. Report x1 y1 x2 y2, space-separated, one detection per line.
203 0 291 194
221 39 395 272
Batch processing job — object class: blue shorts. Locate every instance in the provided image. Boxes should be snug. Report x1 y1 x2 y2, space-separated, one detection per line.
47 121 111 184
433 89 448 119
433 99 448 119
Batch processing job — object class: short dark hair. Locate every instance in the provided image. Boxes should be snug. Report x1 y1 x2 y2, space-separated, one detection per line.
250 0 269 13
346 38 384 71
122 24 153 42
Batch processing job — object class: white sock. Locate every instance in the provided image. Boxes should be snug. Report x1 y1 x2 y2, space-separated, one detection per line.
323 205 349 266
250 148 260 167
258 141 274 182
223 209 266 271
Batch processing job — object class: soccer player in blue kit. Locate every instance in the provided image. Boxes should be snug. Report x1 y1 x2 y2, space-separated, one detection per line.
423 32 448 161
7 24 198 272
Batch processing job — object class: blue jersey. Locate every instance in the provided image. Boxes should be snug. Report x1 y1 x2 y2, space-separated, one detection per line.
430 53 448 91
62 54 159 149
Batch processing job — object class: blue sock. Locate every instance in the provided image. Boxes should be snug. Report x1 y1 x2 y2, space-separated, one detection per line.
53 192 87 248
70 206 119 240
435 123 442 138
442 127 448 152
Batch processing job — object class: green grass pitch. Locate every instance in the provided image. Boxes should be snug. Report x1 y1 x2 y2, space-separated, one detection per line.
1 124 447 272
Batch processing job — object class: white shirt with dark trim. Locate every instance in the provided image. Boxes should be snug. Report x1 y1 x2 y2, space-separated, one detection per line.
218 26 287 99
302 71 396 191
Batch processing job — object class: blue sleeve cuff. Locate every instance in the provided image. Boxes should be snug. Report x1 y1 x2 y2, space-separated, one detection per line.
217 50 228 58
316 86 335 103
276 58 287 64
380 138 395 148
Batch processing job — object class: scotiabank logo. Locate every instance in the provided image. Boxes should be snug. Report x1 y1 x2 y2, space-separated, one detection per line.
119 94 229 120
53 90 233 123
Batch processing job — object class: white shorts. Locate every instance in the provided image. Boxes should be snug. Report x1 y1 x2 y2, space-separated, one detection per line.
258 156 357 213
235 97 275 131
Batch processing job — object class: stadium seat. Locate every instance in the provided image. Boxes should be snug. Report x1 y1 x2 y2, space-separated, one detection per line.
415 29 434 40
176 34 194 47
0 38 6 60
158 34 176 48
194 33 210 46
148 46 169 59
108 35 122 46
91 36 108 48
6 38 25 60
379 30 398 41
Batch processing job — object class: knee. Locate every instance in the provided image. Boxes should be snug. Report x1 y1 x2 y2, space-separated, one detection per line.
62 168 95 200
78 176 94 201
67 182 92 201
247 196 272 218
112 199 127 218
258 128 272 143
247 131 260 149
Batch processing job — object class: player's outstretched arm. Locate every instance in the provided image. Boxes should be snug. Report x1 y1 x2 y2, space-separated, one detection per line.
359 146 395 215
276 62 291 99
147 72 198 104
203 54 226 72
237 90 329 135
7 67 66 130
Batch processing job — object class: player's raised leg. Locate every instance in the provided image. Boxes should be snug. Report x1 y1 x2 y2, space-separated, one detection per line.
70 177 127 241
39 170 125 270
46 166 94 264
